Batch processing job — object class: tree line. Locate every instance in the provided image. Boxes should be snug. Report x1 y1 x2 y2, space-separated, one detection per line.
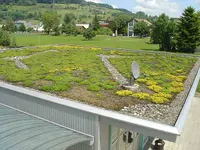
0 6 199 53
150 7 200 53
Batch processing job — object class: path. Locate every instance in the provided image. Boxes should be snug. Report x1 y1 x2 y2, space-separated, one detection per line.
98 54 128 85
149 96 200 150
3 50 58 69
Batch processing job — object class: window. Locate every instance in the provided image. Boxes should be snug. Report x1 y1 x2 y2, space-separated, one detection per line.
110 126 140 150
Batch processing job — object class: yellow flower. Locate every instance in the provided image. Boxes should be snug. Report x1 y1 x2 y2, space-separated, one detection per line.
116 90 133 96
152 93 172 99
148 85 163 93
169 87 184 93
137 78 148 83
132 93 151 100
171 81 184 87
150 72 162 76
167 74 187 82
150 96 169 104
146 80 157 86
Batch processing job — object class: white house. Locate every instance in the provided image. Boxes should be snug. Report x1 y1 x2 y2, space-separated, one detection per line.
76 24 90 29
127 19 152 37
33 23 44 32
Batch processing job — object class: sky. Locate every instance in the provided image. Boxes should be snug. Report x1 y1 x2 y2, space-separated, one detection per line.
85 0 200 17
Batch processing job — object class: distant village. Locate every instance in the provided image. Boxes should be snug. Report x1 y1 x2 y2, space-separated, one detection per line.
0 19 152 37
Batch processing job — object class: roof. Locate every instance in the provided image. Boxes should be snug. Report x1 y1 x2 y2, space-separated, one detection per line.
99 23 109 27
76 24 90 29
128 18 152 26
0 65 199 142
0 46 199 142
135 19 152 25
0 104 93 150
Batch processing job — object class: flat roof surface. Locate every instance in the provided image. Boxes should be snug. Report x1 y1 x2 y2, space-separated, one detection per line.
0 46 199 126
0 46 200 142
0 104 92 150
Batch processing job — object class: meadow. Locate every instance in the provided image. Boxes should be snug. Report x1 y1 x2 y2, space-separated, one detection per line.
14 34 159 51
0 45 197 110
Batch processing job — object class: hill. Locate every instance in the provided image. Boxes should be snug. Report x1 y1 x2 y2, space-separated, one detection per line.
0 1 157 25
0 2 130 25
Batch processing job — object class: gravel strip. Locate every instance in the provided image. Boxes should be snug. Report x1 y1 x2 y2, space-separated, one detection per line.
3 50 58 70
3 50 58 61
98 54 128 85
14 59 29 70
121 58 200 125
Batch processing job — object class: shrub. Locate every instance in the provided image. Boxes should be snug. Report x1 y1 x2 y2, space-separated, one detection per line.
79 80 91 85
101 84 114 90
27 27 33 33
96 27 113 35
23 80 33 87
40 83 69 92
0 30 10 46
87 84 100 91
18 24 26 32
83 28 96 40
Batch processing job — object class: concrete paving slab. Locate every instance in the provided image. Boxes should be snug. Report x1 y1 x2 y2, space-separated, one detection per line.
164 97 200 150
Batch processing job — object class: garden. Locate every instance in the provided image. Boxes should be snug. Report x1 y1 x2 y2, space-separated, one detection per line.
0 45 198 112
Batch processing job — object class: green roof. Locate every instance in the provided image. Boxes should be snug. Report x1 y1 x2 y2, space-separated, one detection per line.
0 104 93 150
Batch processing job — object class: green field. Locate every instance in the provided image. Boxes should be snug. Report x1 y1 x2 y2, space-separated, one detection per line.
0 46 196 110
14 34 159 51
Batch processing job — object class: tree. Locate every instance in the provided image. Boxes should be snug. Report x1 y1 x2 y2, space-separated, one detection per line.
62 13 77 36
63 13 75 25
96 27 112 35
27 27 33 32
164 19 178 51
92 15 100 31
197 11 200 49
0 30 11 46
134 21 150 38
18 23 26 32
150 14 177 51
61 24 78 36
83 28 96 40
177 7 200 53
41 11 60 35
151 14 169 45
2 19 15 33
109 13 132 36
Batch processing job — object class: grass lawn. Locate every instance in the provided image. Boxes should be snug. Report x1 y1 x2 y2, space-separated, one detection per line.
14 34 159 51
0 45 197 110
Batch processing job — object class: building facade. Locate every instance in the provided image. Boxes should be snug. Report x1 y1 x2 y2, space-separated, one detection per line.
127 19 138 37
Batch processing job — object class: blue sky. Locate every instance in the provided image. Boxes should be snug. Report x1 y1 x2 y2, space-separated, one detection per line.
86 0 200 17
